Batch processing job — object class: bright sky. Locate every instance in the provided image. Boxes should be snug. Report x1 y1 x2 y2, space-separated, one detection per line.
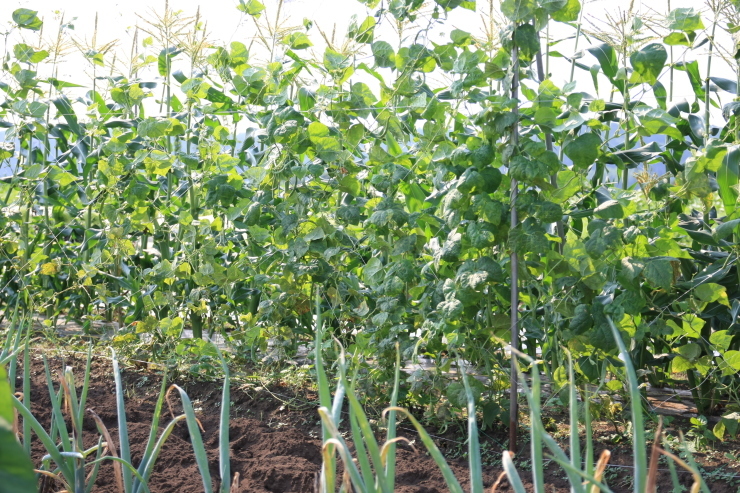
0 0 736 115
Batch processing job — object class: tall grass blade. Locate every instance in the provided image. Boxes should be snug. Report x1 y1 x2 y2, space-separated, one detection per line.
384 407 464 493
1 299 22 361
317 410 369 493
662 438 682 493
515 355 585 493
606 316 646 493
88 409 124 493
677 436 710 493
167 384 213 493
12 394 74 482
384 344 401 492
347 382 374 489
568 352 580 493
460 361 484 493
213 344 231 493
137 414 188 486
22 334 31 456
584 386 594 479
43 357 74 473
112 351 133 493
314 287 337 493
528 359 545 493
86 457 153 493
502 451 527 493
547 456 614 493
337 348 390 493
134 375 168 493
78 345 93 430
646 419 662 493
85 437 105 493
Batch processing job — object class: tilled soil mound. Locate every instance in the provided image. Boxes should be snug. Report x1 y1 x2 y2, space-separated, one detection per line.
14 351 740 493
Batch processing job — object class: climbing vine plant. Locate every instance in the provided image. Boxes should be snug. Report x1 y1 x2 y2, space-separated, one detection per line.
3 0 740 421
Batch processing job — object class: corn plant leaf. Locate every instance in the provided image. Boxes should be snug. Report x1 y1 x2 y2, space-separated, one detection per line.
158 47 182 77
587 44 618 79
710 77 737 94
675 60 705 99
714 218 740 241
52 96 83 137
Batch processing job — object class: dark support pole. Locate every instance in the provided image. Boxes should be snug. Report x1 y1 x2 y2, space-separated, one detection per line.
509 39 520 455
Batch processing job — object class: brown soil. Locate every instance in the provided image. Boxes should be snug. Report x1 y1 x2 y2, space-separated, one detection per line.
13 351 740 493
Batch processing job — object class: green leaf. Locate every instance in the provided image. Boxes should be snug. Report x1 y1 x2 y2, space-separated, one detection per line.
677 343 702 362
352 16 376 44
514 24 539 64
724 351 740 371
672 355 694 373
0 367 36 493
630 43 667 85
0 367 13 424
587 44 618 80
714 218 740 241
643 258 675 290
695 283 727 304
718 145 740 215
158 47 182 77
438 297 464 319
450 29 472 46
12 9 43 31
467 221 497 249
324 48 351 72
675 60 705 99
371 41 395 68
667 8 704 32
308 121 341 161
52 96 83 137
564 133 601 168
237 0 265 17
13 43 48 64
663 31 695 47
551 0 581 22
501 0 536 21
570 304 593 334
282 32 312 50
710 77 737 94
594 200 624 219
710 330 733 352
138 118 171 139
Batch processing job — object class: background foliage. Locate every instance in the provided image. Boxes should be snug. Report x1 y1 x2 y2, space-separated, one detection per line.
3 0 740 424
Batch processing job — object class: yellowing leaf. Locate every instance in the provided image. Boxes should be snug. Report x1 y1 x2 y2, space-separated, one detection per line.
40 262 58 275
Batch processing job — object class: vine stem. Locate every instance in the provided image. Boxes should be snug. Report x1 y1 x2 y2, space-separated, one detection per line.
509 34 520 455
704 6 718 141
535 42 564 251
